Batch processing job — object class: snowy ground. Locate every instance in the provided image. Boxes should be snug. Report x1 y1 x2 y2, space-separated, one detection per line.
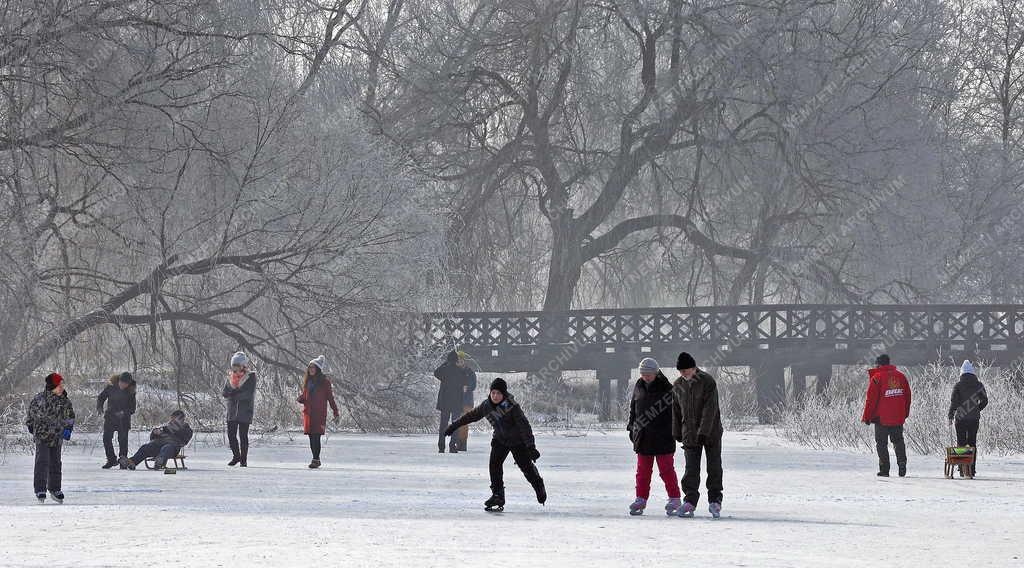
2 427 1023 567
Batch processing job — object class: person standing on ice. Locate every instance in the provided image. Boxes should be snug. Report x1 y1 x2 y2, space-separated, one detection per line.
26 372 76 503
671 352 724 518
297 355 339 469
443 378 546 511
122 410 193 470
627 357 682 516
949 360 988 477
223 351 257 467
453 351 477 452
434 350 471 453
860 354 911 477
96 371 136 469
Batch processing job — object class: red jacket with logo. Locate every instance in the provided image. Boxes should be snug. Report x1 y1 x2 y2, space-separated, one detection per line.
861 365 911 426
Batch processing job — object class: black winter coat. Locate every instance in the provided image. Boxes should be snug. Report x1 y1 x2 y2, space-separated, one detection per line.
627 372 676 455
434 362 472 412
949 373 989 421
450 394 536 449
97 377 136 418
671 370 724 448
223 373 257 424
150 419 193 448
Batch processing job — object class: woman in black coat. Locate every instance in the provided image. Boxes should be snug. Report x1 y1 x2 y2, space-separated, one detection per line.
626 358 681 516
223 351 257 466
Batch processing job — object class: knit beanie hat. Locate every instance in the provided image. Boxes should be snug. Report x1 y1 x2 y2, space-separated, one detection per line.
875 354 891 367
309 355 326 372
44 372 63 390
960 360 976 375
230 351 249 367
676 352 697 370
119 372 133 383
446 351 458 363
638 357 660 374
489 378 509 396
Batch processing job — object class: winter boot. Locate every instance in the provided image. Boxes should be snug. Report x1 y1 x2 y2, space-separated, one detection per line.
154 457 167 470
877 471 889 477
677 501 696 518
308 459 321 469
49 490 64 504
898 463 907 477
35 492 45 503
629 498 647 516
709 502 722 519
484 490 505 512
228 455 241 466
664 498 682 516
121 457 136 471
102 458 118 469
531 478 547 505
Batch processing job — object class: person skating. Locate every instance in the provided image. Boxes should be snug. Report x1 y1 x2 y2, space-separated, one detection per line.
96 372 136 469
671 352 724 519
949 360 988 477
443 378 545 511
223 351 257 467
434 350 473 453
861 354 912 477
297 355 339 469
627 358 681 516
121 410 193 470
25 372 76 503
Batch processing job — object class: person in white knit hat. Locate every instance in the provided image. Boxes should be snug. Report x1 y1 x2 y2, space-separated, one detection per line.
948 360 989 477
626 358 681 516
296 355 339 468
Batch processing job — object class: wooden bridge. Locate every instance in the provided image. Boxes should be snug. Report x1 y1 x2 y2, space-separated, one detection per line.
417 304 1024 421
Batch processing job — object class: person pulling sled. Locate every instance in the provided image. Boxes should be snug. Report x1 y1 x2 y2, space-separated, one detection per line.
443 378 546 511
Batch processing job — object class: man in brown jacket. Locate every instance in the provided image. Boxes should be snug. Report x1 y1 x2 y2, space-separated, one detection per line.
671 352 724 518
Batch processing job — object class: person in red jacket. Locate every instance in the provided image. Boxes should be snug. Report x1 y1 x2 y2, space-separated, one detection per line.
297 355 339 469
861 354 912 477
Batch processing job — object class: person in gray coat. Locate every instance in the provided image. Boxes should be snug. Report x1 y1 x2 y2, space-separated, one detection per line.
223 351 257 467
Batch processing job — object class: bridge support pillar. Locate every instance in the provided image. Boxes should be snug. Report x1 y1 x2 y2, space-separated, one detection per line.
598 377 612 422
752 359 785 424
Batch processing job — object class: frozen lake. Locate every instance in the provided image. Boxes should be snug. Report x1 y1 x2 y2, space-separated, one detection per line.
2 428 1022 567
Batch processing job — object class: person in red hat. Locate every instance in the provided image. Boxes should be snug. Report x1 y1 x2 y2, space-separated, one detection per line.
25 372 76 503
861 354 912 477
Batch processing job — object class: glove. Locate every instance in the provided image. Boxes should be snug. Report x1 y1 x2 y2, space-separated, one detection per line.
62 427 72 441
528 447 541 461
443 424 456 437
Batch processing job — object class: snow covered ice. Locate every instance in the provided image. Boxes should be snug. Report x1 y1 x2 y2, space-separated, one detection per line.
2 428 1022 567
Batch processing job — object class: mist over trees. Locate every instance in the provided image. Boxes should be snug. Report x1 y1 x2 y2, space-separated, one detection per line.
2 0 1022 424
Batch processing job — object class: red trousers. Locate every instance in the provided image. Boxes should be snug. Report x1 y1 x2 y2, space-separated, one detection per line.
635 453 681 500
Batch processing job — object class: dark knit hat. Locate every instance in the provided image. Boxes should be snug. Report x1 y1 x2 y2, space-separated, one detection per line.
446 350 459 363
170 409 185 420
118 371 133 383
489 378 509 396
875 354 891 366
44 372 63 390
676 352 697 370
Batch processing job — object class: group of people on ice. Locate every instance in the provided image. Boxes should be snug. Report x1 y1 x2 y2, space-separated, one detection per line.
861 354 989 478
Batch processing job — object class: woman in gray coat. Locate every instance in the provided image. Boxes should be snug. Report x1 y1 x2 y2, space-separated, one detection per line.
223 351 257 466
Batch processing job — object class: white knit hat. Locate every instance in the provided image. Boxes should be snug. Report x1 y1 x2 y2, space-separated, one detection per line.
960 360 975 375
230 351 248 367
309 355 326 371
638 357 660 374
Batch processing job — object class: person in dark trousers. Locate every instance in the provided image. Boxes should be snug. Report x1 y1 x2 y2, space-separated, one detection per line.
671 352 724 518
434 350 473 453
861 354 912 477
224 351 257 467
297 355 339 469
443 378 546 510
26 372 76 502
122 410 193 470
97 372 136 469
949 360 988 476
627 357 681 516
453 351 478 452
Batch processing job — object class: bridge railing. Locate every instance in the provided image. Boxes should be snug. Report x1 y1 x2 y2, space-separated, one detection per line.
419 305 1024 348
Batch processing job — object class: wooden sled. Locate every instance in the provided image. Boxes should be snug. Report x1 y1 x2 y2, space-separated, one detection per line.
943 446 975 479
144 451 188 471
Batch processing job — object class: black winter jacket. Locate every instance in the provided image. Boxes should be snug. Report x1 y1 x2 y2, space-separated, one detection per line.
627 372 676 455
671 370 724 448
449 394 536 449
150 419 193 448
949 373 989 421
223 372 257 424
97 376 136 418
